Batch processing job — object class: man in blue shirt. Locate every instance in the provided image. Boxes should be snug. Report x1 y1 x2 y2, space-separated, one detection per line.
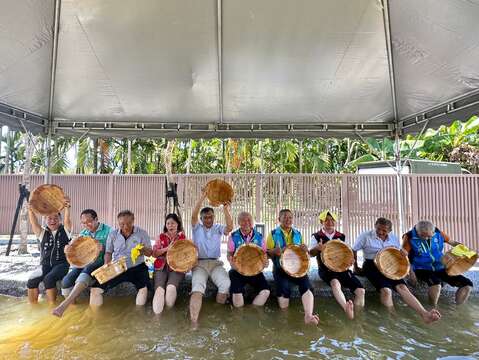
189 188 233 324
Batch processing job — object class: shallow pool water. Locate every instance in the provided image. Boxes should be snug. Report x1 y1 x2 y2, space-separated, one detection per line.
0 294 478 359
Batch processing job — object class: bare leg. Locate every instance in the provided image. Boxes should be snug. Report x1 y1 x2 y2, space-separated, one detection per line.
152 287 165 314
89 287 104 307
330 279 354 320
165 285 178 308
252 290 270 306
190 292 203 323
216 292 228 304
455 286 472 305
136 287 148 306
46 288 57 304
278 296 289 309
354 288 365 309
428 284 441 306
302 290 320 325
396 284 441 324
28 288 39 304
380 288 394 309
52 282 88 317
232 293 244 308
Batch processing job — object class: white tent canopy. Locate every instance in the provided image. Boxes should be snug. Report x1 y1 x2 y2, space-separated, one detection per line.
1 0 479 139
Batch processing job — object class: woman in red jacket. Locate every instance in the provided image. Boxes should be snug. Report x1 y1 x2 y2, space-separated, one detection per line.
152 213 186 314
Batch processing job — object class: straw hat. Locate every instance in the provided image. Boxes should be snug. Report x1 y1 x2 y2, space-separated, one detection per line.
320 239 354 272
374 247 410 280
91 256 127 284
205 179 234 207
280 244 310 278
166 240 198 273
29 184 66 216
65 236 100 268
442 250 478 276
233 243 267 276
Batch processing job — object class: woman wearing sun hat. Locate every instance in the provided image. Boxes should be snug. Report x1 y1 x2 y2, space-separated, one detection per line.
309 210 364 320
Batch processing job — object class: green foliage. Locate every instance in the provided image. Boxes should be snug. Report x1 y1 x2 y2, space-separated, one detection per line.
1 116 478 174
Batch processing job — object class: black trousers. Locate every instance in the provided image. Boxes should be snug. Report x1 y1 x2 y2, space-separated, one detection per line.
92 263 151 291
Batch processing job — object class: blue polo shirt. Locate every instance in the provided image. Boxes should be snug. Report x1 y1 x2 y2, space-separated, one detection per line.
192 223 226 259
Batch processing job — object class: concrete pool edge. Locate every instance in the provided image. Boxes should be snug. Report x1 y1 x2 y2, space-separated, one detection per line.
1 269 478 300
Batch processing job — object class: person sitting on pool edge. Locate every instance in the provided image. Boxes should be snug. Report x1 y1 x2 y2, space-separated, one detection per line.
189 188 233 324
27 197 72 304
227 211 270 307
402 220 473 306
267 209 320 325
52 209 111 317
151 213 187 314
309 210 365 320
352 217 441 324
89 210 153 307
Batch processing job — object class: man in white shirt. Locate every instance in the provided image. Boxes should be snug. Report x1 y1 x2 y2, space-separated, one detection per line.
189 188 233 325
353 217 441 324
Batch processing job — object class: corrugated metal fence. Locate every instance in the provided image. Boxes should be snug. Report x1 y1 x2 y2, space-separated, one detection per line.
1 174 478 249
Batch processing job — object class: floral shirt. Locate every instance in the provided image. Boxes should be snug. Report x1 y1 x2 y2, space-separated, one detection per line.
153 231 186 270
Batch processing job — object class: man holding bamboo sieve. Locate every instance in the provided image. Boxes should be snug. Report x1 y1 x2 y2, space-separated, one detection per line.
267 209 319 325
227 211 270 307
27 197 72 304
89 210 153 307
353 217 441 324
52 209 111 317
189 188 233 325
402 220 473 306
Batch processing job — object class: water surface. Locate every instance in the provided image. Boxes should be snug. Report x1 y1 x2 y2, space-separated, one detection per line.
0 295 478 359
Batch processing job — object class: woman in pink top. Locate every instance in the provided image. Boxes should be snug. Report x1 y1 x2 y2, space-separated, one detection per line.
152 213 186 314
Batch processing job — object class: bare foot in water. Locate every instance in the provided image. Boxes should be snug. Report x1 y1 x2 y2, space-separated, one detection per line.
422 309 441 324
52 304 66 318
345 300 354 320
304 314 320 325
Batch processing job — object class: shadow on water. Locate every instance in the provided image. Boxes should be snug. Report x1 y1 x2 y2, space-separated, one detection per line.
0 295 478 359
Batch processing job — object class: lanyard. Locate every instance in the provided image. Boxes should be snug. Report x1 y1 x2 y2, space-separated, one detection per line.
239 230 253 243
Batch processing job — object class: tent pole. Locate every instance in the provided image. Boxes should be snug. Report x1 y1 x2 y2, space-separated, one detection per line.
382 0 399 120
394 130 404 236
44 0 61 184
216 0 224 124
382 0 404 235
127 139 132 174
43 132 52 184
299 140 303 173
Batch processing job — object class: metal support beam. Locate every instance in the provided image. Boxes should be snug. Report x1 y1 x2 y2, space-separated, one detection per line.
0 102 46 131
403 119 430 162
43 133 52 184
299 140 303 173
383 0 404 235
55 120 393 134
394 130 404 236
127 139 132 174
382 0 400 126
400 89 479 131
216 0 224 124
44 0 62 184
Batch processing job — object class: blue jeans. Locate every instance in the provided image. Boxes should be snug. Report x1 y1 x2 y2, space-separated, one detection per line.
27 262 69 289
62 258 104 290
